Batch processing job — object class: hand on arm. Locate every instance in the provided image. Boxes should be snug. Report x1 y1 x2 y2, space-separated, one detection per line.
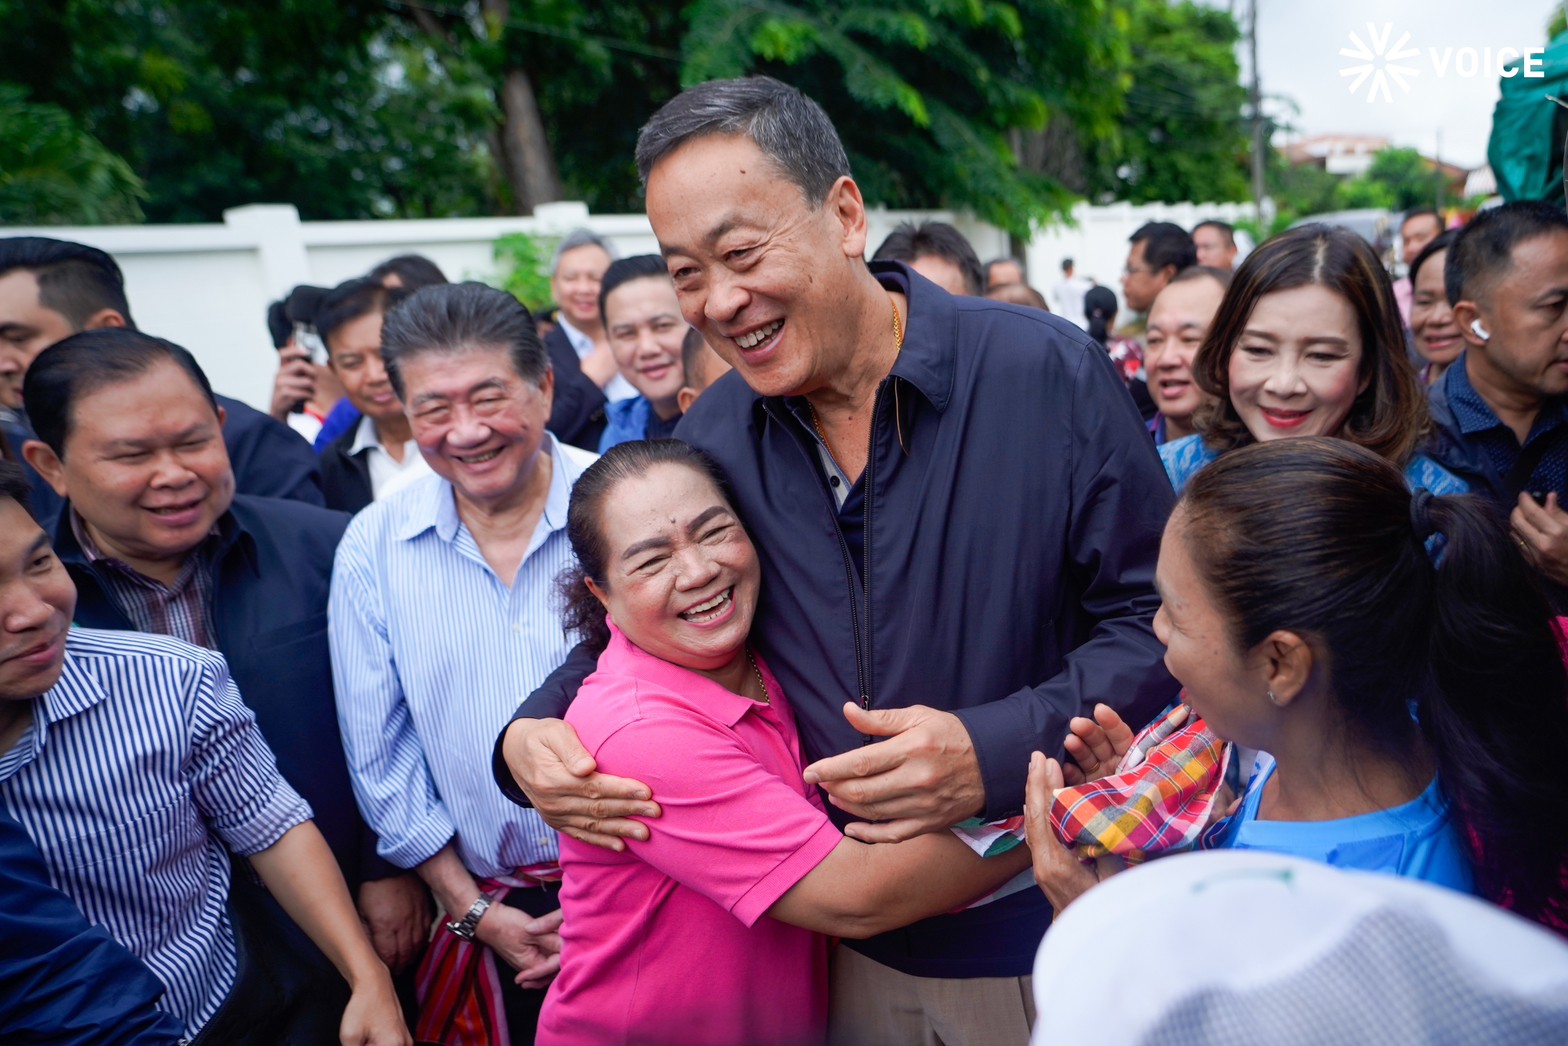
250 823 411 1046
500 718 660 851
356 874 431 973
1023 752 1118 914
801 703 985 843
1514 493 1568 586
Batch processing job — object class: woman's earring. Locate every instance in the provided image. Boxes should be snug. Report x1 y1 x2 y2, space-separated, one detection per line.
1266 689 1281 706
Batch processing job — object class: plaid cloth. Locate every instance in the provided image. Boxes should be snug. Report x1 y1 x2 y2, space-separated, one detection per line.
952 702 1230 863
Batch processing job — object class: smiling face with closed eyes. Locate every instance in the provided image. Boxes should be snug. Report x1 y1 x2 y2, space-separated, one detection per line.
586 462 761 686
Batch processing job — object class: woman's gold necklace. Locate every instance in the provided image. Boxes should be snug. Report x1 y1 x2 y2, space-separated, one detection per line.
746 648 770 704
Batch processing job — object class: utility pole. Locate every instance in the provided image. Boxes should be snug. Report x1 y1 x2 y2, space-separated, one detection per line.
1249 0 1266 226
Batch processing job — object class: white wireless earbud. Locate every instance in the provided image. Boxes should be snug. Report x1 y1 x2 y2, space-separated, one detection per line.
1471 319 1491 341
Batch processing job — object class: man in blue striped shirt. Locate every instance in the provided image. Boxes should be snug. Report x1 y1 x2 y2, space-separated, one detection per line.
0 462 410 1043
330 282 594 1042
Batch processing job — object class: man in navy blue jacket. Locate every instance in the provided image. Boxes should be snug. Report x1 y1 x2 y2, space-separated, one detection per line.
496 77 1177 1042
19 327 429 1036
0 806 185 1045
0 237 325 531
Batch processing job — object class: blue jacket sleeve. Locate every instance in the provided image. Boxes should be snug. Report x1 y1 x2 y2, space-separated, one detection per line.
492 639 600 807
0 808 185 1045
952 346 1180 820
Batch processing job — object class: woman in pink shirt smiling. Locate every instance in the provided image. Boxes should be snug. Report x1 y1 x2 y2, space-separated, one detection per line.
537 440 1029 1046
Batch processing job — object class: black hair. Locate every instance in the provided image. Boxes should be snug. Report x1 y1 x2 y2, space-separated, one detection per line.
635 76 851 206
0 460 31 509
23 328 218 457
597 255 673 326
266 300 292 350
366 254 448 292
983 257 1026 287
557 439 739 653
1129 222 1198 276
1401 209 1443 237
1180 437 1568 920
379 282 548 400
1192 220 1236 248
1408 229 1459 290
315 277 407 354
871 221 984 296
1446 201 1568 306
0 236 136 330
1084 285 1118 346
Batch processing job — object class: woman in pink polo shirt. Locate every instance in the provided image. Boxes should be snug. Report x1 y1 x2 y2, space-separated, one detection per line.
536 440 1030 1046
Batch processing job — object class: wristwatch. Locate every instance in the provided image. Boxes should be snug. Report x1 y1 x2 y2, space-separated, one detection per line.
445 894 493 941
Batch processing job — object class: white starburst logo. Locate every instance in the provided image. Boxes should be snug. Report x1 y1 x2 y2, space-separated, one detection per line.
1339 23 1421 103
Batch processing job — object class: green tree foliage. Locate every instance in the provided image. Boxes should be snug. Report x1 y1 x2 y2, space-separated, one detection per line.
678 0 1131 238
0 0 1260 231
1333 147 1439 213
1082 0 1250 205
0 85 146 224
491 231 556 309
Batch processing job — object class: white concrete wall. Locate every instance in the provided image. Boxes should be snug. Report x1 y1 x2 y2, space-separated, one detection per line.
3 199 1247 409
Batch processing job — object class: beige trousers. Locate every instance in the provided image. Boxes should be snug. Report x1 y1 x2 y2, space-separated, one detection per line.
826 945 1036 1046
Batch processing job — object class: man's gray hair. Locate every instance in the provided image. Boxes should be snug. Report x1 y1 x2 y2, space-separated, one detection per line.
550 228 618 276
381 282 549 400
635 76 851 206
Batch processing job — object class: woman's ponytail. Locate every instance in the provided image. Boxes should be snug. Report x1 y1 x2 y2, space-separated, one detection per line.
1423 493 1568 917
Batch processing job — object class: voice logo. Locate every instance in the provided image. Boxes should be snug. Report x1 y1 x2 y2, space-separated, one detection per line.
1339 23 1546 104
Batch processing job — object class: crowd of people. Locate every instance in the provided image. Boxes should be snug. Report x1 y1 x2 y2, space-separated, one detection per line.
0 73 1566 1046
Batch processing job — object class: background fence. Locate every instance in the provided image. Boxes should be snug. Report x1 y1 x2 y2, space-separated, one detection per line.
4 198 1251 411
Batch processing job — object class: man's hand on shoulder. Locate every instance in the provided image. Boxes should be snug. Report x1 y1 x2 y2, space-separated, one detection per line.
501 718 660 850
801 703 985 843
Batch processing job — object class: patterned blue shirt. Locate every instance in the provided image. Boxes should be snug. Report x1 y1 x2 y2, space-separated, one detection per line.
1159 434 1471 496
330 435 594 879
0 628 313 1035
1447 357 1568 500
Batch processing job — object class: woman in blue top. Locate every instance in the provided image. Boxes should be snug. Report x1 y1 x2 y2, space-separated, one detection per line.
1159 223 1466 496
1027 438 1568 931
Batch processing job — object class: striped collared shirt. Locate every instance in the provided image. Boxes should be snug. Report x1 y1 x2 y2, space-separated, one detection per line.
0 628 313 1035
69 511 218 648
330 434 593 879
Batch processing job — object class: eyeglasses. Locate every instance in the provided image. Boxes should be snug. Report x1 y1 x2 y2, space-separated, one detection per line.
1122 265 1157 277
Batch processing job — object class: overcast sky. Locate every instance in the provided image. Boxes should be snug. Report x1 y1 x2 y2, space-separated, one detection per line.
1216 0 1561 169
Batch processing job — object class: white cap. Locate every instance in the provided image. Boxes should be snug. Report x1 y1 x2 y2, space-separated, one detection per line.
1032 850 1568 1045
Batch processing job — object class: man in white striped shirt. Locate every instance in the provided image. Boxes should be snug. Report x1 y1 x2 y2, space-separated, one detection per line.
0 461 410 1044
331 282 594 1043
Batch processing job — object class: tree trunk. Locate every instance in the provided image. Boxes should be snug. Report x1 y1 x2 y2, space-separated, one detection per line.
496 66 561 214
481 0 560 215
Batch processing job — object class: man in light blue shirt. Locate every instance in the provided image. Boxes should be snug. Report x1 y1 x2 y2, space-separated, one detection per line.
330 282 595 1042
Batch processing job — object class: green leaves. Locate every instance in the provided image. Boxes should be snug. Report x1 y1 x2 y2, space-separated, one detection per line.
0 85 147 224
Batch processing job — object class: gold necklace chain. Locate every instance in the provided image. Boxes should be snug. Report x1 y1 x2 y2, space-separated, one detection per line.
810 292 904 471
746 648 769 704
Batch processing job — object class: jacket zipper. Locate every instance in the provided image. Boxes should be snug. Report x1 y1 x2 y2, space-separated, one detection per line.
765 400 872 734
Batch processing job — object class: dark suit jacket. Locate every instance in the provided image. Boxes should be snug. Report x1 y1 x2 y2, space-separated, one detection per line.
215 395 326 507
317 424 374 515
544 326 608 451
